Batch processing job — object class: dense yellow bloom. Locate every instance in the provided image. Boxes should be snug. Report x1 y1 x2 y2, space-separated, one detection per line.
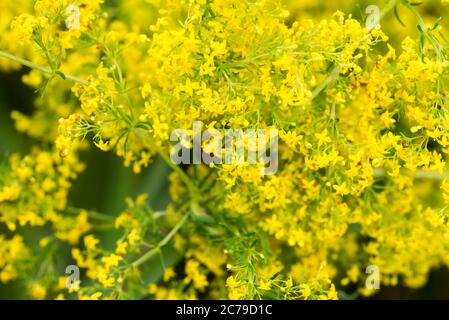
1 0 449 301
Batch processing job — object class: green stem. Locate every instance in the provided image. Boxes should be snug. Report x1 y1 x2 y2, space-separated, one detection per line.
380 0 399 20
404 3 444 59
131 211 190 268
158 147 198 195
135 129 199 197
0 50 90 85
129 130 207 268
150 141 203 217
66 207 115 221
312 66 341 100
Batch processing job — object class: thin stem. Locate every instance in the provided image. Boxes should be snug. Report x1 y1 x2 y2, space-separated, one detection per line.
312 66 341 100
129 128 205 266
132 211 190 268
158 147 198 196
66 206 115 221
0 50 90 86
135 129 199 197
148 139 204 217
128 130 206 268
404 3 444 59
380 0 399 20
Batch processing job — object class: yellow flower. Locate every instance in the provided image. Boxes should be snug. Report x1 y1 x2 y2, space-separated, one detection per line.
327 284 338 300
94 139 110 151
163 267 176 282
226 276 240 288
28 283 47 300
103 254 122 269
300 283 312 300
258 279 272 291
84 235 99 251
333 182 350 196
315 129 331 147
127 229 141 246
185 260 208 291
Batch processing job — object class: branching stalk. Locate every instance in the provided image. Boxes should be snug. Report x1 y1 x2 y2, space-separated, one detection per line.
131 211 190 268
0 50 90 85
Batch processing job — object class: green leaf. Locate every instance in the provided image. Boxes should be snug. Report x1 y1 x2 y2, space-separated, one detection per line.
417 24 425 34
418 33 426 58
430 17 443 31
36 77 51 97
409 1 423 6
394 5 406 27
55 70 66 80
269 271 282 281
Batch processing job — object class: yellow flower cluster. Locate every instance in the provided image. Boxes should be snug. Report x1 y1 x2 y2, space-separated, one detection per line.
0 235 30 283
0 148 84 232
1 0 449 301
